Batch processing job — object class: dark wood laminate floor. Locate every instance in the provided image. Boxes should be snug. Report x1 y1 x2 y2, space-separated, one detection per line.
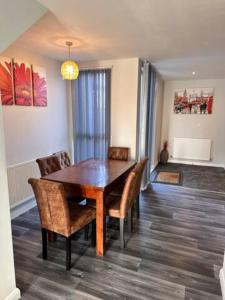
152 163 225 193
12 183 225 299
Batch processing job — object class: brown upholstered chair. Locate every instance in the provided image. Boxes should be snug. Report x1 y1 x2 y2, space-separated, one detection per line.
110 157 148 220
36 155 86 240
108 147 129 161
36 155 61 177
53 151 71 169
28 178 96 270
36 154 80 200
53 151 92 241
132 157 149 218
106 158 148 248
106 169 140 248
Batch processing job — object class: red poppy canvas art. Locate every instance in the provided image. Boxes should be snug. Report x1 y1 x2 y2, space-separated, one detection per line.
0 57 14 105
32 65 47 106
0 57 48 107
14 61 32 106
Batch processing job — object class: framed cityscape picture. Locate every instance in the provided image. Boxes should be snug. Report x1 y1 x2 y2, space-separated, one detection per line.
174 88 214 114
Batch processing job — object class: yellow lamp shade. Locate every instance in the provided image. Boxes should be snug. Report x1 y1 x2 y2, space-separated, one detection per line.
61 60 79 80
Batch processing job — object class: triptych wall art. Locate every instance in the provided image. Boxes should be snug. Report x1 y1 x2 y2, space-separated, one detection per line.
174 87 214 114
0 57 47 106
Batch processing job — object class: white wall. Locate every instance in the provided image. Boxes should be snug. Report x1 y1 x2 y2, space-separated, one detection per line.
2 46 68 207
0 2 47 299
78 58 139 159
0 105 20 300
161 79 225 166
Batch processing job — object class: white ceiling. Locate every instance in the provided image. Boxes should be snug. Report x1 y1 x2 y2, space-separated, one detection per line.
11 0 225 80
0 0 46 53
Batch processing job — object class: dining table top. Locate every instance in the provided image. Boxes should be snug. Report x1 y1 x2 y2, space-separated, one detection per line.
43 158 136 192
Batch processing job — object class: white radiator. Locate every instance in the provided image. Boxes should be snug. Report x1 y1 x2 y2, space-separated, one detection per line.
7 160 40 208
173 138 211 161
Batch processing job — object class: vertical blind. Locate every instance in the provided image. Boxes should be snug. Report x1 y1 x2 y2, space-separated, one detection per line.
73 69 111 162
138 61 157 189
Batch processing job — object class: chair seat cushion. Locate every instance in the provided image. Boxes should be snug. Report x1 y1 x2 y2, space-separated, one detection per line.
106 195 121 218
69 204 96 235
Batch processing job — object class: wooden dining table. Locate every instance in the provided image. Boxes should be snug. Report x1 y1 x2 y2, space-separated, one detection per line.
43 158 136 256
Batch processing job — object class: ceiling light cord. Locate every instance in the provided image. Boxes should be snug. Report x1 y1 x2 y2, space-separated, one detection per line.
66 41 73 60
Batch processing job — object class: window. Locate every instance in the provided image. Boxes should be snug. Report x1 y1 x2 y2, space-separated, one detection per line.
73 69 111 162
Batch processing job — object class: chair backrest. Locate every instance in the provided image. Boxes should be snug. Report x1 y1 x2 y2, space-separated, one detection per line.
120 170 139 218
119 157 148 218
28 178 71 236
133 157 149 193
54 151 71 169
108 147 129 161
36 155 61 177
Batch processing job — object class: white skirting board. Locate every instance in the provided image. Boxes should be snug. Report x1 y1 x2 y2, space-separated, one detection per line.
168 158 225 169
10 196 36 220
219 253 225 299
4 288 21 300
220 269 225 300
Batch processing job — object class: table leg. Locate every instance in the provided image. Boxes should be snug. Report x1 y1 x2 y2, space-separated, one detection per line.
96 191 105 256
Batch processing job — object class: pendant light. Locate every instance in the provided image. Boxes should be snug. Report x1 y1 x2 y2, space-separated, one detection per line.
61 41 79 80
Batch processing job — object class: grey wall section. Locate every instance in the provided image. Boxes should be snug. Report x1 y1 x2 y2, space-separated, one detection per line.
161 78 225 166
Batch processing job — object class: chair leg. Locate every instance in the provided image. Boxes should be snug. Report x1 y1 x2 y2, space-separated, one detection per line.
120 218 125 249
136 194 140 219
84 225 89 240
66 237 71 270
91 220 96 247
128 208 133 233
41 228 47 260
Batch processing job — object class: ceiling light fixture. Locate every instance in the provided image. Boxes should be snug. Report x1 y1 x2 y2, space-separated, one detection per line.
61 41 79 80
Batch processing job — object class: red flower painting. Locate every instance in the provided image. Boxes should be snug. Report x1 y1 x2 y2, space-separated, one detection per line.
0 59 13 105
32 66 47 106
14 62 32 106
0 56 47 107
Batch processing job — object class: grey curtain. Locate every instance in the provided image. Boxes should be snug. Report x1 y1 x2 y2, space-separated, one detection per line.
138 61 157 189
73 69 111 162
145 64 156 185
